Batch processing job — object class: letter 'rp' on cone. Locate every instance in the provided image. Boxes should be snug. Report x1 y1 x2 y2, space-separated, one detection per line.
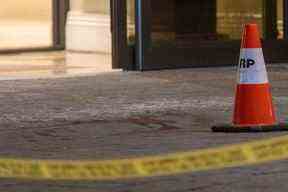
212 23 288 132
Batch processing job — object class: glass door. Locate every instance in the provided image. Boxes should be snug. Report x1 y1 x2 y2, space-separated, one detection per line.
136 0 287 70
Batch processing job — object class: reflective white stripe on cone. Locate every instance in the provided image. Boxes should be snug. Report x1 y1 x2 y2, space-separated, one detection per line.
238 48 268 84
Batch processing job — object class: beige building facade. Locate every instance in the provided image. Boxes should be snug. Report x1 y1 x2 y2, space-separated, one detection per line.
66 0 111 53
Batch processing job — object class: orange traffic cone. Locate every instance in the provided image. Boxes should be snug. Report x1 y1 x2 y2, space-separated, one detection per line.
212 23 288 132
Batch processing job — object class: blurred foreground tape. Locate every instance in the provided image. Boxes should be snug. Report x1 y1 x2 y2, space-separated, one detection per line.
1 135 288 180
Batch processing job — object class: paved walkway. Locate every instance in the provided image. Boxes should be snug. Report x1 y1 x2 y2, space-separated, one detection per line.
0 51 113 80
0 59 287 191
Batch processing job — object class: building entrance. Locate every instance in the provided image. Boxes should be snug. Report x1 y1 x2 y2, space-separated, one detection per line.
112 0 288 70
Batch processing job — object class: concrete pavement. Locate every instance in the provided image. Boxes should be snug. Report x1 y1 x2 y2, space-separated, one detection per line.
0 59 287 191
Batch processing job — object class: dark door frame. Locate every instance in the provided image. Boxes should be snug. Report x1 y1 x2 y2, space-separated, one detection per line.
0 0 69 54
263 0 277 39
285 0 288 38
111 0 127 69
52 0 70 49
111 0 288 70
265 0 288 39
111 0 139 70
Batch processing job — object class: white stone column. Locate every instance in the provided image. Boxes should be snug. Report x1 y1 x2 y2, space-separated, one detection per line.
66 0 111 53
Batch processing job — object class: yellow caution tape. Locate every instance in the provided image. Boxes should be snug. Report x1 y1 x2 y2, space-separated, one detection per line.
1 135 288 181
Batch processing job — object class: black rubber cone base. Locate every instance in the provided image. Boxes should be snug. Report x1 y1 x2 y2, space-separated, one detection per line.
212 123 288 133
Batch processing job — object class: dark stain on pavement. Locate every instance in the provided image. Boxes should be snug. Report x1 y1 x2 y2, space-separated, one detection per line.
127 117 182 132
